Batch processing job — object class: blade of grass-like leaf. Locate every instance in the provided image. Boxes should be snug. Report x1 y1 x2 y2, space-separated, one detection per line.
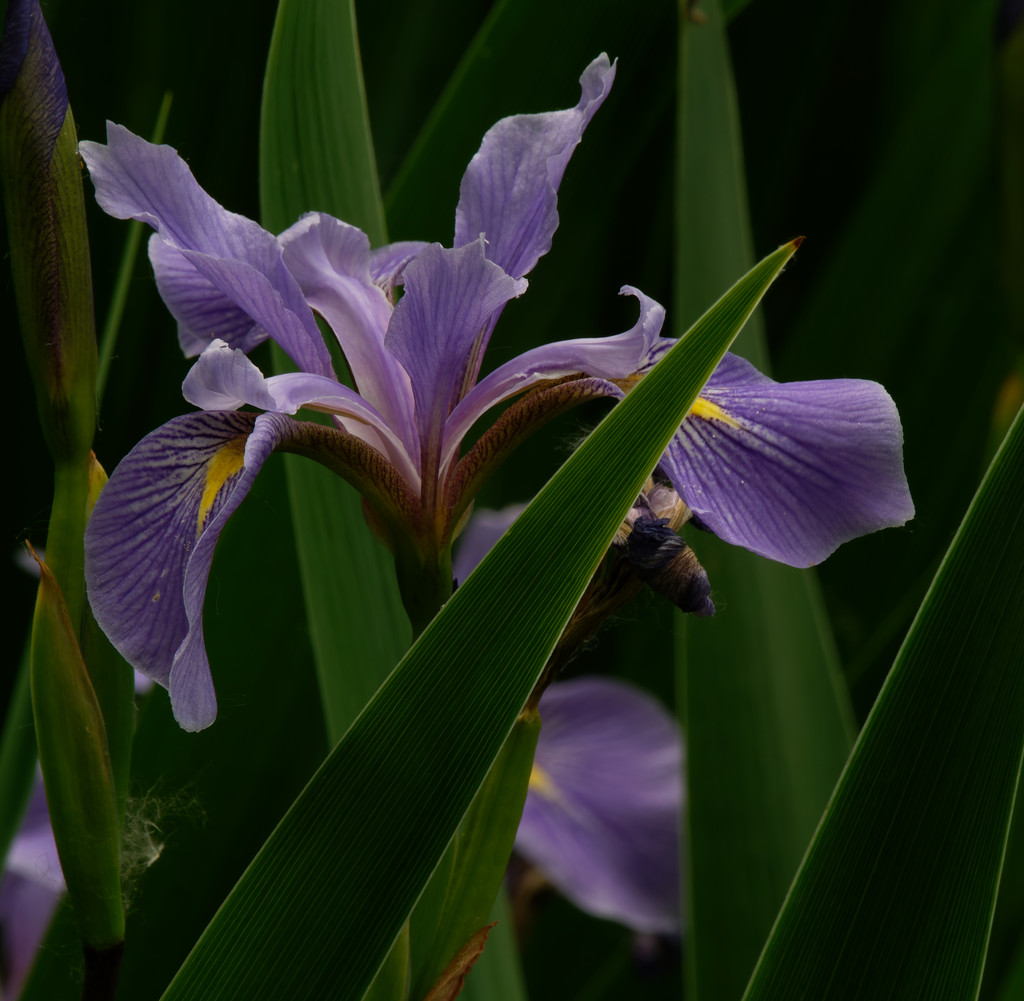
676 0 764 363
157 242 799 1001
260 0 409 742
675 7 854 999
260 0 384 244
742 401 1024 1000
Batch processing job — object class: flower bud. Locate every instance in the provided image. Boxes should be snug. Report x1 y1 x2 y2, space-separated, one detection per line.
1 0 97 462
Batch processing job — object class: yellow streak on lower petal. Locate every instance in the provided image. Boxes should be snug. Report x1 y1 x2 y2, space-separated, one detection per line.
528 763 560 802
689 396 741 428
197 437 247 534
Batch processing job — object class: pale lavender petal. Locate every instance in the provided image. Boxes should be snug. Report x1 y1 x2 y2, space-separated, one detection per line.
384 241 526 466
181 340 281 412
442 287 663 472
148 237 268 357
85 411 293 730
279 213 417 451
455 54 616 280
368 240 429 289
451 504 525 584
517 677 683 934
79 123 333 378
660 352 915 567
181 341 419 483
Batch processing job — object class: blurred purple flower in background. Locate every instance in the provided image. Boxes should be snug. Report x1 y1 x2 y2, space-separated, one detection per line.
519 677 684 934
0 780 64 999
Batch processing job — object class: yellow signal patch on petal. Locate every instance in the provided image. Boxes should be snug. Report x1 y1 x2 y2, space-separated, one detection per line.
689 396 741 429
529 763 560 802
197 437 247 534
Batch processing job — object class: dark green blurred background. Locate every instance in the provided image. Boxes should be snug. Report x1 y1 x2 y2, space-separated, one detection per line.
4 0 1020 997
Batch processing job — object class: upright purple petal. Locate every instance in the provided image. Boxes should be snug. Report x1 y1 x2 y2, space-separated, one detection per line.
85 411 294 730
384 241 526 470
279 213 418 453
79 123 334 378
455 54 616 280
659 352 914 567
517 677 683 934
441 287 663 473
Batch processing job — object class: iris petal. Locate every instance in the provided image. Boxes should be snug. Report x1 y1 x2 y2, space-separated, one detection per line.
384 241 526 467
85 411 292 730
661 352 915 567
517 677 683 934
455 54 616 280
279 213 418 453
79 123 334 378
442 287 663 473
368 240 429 290
182 340 419 484
147 236 269 357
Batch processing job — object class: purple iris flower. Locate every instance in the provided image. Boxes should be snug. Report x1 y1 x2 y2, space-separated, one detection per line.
80 55 912 732
518 677 683 934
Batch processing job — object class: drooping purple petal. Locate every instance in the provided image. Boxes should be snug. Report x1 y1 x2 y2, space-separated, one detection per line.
181 340 419 484
384 241 527 470
454 54 616 280
85 410 296 730
517 677 683 934
148 237 269 357
279 213 418 452
659 352 915 567
441 287 664 473
79 123 334 378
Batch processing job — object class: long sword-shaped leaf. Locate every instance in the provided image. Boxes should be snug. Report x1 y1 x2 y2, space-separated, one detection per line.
674 6 855 999
260 0 409 742
743 401 1024 1000
260 0 384 244
157 242 799 1001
